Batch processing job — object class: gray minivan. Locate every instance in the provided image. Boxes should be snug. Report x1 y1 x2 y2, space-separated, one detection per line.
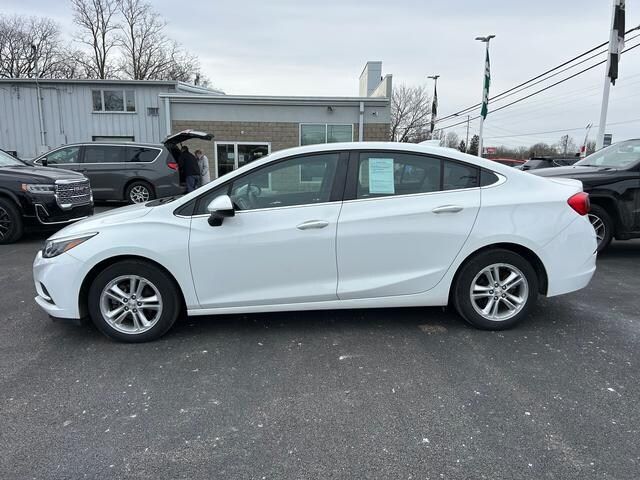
32 130 213 204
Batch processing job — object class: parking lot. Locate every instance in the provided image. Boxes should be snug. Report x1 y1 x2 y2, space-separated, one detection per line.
1 212 639 479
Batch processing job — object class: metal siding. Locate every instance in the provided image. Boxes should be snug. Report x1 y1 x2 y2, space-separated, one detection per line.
0 82 170 158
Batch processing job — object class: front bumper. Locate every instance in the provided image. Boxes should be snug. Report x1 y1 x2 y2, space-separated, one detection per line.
34 202 94 225
33 250 84 319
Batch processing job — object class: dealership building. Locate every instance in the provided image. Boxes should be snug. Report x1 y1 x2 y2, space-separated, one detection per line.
0 61 391 179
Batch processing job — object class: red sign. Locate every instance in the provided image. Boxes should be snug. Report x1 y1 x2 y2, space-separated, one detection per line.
483 146 497 155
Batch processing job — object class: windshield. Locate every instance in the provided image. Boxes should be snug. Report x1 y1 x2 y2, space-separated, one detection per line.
0 150 25 167
575 139 640 168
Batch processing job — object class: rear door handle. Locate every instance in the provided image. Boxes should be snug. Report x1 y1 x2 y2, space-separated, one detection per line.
432 205 463 214
297 220 329 230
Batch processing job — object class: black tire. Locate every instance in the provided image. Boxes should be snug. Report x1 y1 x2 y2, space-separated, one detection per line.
125 181 155 204
0 197 24 244
87 260 181 342
453 249 538 330
588 204 613 253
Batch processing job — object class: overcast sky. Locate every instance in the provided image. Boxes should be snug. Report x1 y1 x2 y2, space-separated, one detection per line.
5 0 640 148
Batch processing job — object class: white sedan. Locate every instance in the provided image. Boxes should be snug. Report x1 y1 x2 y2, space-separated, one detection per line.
33 142 597 342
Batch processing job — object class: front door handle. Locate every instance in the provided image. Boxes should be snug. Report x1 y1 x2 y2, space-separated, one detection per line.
432 205 463 214
297 220 329 230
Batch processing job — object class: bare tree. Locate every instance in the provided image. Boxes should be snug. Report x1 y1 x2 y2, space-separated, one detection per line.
71 0 120 79
118 0 207 83
445 131 460 149
390 84 431 143
0 15 79 78
556 134 577 156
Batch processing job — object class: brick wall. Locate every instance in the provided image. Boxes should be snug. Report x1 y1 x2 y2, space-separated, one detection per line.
171 120 391 178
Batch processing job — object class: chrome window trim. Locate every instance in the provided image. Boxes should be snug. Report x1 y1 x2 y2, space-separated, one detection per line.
178 199 342 219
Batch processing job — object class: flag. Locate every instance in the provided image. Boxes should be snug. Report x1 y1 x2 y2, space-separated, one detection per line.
608 0 625 85
480 48 491 119
430 84 438 133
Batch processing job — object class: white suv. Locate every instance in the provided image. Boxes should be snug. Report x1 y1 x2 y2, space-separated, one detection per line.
33 142 597 342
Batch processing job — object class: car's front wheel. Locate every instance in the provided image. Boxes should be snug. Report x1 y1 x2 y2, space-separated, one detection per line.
87 260 181 342
453 249 538 330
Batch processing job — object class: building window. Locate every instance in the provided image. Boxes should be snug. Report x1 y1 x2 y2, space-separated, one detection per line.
92 89 136 112
300 123 353 146
147 107 159 116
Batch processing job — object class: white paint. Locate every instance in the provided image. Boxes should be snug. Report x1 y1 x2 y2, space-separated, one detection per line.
33 142 597 326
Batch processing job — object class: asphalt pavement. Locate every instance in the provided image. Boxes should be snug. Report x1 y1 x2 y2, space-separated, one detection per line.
1 222 639 479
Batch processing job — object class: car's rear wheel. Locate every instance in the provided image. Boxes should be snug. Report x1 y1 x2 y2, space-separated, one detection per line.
453 249 538 330
587 205 613 252
0 197 24 244
87 260 180 342
126 181 155 204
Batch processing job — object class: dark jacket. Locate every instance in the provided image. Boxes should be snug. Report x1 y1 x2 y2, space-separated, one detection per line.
180 151 200 177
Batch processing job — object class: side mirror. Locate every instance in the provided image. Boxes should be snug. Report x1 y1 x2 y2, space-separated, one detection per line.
207 194 235 226
41 157 48 167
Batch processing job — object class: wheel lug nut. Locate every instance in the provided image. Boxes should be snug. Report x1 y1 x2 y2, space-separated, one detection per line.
124 306 129 310
137 302 141 306
494 283 499 287
133 309 137 313
502 294 506 298
489 290 494 294
502 286 506 290
494 296 498 300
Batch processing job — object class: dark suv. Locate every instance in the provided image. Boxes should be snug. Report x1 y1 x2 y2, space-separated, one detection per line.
0 149 93 244
531 139 640 251
31 130 212 204
521 156 578 171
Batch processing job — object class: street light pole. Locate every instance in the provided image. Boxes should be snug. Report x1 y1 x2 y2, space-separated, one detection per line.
475 34 495 157
427 75 439 139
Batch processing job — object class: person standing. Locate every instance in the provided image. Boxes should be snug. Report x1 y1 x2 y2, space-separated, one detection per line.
195 149 211 185
180 146 201 193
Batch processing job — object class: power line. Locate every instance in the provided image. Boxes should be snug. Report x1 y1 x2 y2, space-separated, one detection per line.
436 26 640 124
484 117 640 140
436 41 640 131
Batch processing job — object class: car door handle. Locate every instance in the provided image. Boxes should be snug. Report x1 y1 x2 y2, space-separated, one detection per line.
432 205 464 214
297 220 329 230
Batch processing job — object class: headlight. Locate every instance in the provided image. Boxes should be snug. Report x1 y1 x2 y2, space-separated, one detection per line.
43 233 98 259
22 183 55 194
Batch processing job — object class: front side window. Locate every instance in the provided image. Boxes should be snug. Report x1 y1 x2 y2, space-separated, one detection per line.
92 89 136 112
300 124 353 146
195 153 339 214
84 146 124 163
45 147 80 165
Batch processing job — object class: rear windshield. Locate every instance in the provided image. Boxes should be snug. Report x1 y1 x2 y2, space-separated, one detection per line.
523 159 548 167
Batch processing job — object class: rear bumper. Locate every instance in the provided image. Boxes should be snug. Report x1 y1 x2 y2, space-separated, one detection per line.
541 215 597 297
33 250 83 319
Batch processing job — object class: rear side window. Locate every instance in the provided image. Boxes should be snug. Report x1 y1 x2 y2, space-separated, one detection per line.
443 161 479 190
356 152 441 198
480 170 500 186
84 145 124 163
125 147 160 163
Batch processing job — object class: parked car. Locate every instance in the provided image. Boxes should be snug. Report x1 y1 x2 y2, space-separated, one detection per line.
491 158 526 168
530 139 640 252
31 130 212 204
0 149 93 244
520 156 579 171
33 142 596 342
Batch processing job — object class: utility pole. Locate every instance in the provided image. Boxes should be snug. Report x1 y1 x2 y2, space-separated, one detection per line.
427 75 439 139
475 34 495 157
596 0 624 150
31 44 46 152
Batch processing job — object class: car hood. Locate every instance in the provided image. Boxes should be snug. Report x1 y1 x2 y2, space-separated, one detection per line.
529 165 616 178
49 202 152 240
0 165 86 183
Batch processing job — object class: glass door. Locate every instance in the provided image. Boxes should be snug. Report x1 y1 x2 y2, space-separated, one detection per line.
215 142 271 179
216 143 235 178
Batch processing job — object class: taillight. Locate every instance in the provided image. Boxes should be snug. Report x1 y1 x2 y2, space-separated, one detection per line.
167 161 178 171
567 192 590 215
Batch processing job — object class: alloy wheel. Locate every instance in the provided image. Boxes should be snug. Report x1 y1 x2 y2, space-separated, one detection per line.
0 206 11 240
99 275 163 334
130 185 150 203
470 263 529 321
588 213 605 248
